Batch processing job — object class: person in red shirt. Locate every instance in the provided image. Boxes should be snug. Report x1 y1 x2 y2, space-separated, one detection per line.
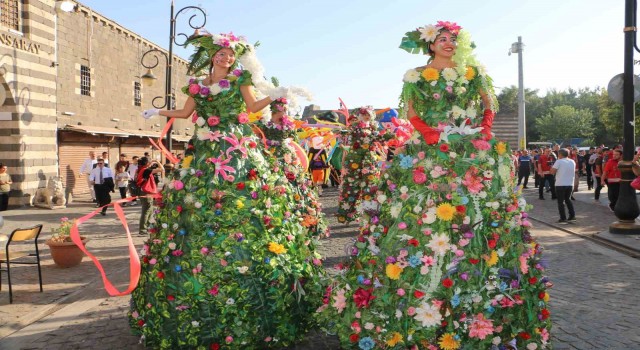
537 148 556 200
601 149 622 211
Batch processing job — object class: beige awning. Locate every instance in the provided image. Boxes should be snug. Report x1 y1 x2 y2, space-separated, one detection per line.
62 124 132 137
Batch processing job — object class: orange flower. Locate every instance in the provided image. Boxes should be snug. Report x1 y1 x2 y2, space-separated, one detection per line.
465 66 476 80
386 263 403 280
422 67 439 81
301 215 319 227
350 163 360 170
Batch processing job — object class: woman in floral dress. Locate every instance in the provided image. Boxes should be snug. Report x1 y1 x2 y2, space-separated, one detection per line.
259 98 328 237
317 22 552 350
337 107 388 224
130 32 324 349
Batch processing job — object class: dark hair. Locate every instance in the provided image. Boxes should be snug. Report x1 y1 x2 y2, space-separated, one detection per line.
558 148 569 157
138 157 149 167
132 156 139 160
0 162 5 168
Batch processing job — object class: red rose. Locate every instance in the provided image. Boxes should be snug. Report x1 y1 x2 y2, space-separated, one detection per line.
442 278 454 288
518 332 531 340
285 172 296 181
156 271 165 279
137 319 145 327
469 258 480 265
383 226 389 234
167 295 175 301
455 205 466 214
408 238 419 247
353 287 376 308
529 277 538 284
236 182 245 190
176 205 183 213
248 141 257 148
538 291 546 299
210 344 220 350
143 256 149 264
439 144 449 152
261 184 270 191
349 334 359 343
487 239 497 249
368 259 377 265
441 320 448 327
248 169 258 181
413 290 425 298
540 308 551 320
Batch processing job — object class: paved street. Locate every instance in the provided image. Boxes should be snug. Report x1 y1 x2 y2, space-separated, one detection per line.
1 182 640 349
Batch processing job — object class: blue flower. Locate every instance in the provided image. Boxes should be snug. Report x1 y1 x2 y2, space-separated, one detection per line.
178 229 187 236
357 275 365 284
499 281 508 292
491 221 499 227
207 230 216 237
372 232 381 238
451 294 460 307
486 305 495 313
358 337 376 350
264 257 271 264
174 265 182 272
215 210 222 216
460 196 469 205
399 154 414 169
408 255 421 268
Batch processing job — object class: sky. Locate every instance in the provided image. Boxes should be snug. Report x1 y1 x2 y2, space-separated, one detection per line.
78 0 626 112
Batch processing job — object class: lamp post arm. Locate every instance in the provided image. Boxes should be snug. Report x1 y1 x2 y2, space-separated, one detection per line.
173 6 207 46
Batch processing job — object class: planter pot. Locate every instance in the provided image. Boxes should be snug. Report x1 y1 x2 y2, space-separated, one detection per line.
46 237 89 268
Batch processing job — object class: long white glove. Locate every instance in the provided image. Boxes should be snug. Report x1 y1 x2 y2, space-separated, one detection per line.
142 108 160 119
268 86 291 101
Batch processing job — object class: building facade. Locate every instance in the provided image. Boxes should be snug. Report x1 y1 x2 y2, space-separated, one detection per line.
0 0 194 206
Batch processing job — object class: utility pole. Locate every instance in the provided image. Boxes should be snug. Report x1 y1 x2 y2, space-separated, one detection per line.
510 37 526 150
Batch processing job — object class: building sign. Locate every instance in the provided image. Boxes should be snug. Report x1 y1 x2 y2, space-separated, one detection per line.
0 33 41 54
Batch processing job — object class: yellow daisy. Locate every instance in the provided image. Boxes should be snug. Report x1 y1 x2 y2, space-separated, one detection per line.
486 250 499 266
465 66 476 80
385 263 403 280
436 203 456 221
496 142 507 155
386 332 403 346
181 155 194 169
268 242 287 255
421 67 440 81
438 333 461 350
236 199 244 209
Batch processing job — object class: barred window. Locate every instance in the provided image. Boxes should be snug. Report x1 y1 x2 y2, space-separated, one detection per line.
0 0 20 31
80 65 91 96
134 82 141 106
171 89 176 109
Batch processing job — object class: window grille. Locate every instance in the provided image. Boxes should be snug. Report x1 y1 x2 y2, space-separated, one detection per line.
0 0 20 31
80 65 91 96
134 82 141 106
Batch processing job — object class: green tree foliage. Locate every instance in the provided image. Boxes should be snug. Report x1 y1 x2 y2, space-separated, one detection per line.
535 105 594 143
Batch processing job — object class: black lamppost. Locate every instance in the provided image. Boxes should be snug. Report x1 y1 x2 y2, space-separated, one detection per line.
140 1 206 152
610 0 640 234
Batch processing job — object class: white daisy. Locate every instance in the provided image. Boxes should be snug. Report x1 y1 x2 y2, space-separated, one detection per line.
403 69 421 83
450 106 466 119
390 203 402 218
418 24 440 42
195 117 206 127
426 233 451 256
442 68 458 82
413 301 442 327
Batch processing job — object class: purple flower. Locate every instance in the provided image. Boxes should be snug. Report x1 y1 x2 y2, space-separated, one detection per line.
189 78 196 84
460 272 469 281
510 280 520 289
195 170 204 177
232 69 243 77
385 256 396 264
200 86 210 96
251 191 258 199
218 79 230 89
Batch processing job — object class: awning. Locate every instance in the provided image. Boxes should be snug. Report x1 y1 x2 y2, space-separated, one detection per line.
62 124 132 137
119 128 161 139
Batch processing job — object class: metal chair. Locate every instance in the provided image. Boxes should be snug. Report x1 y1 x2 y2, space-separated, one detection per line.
0 224 44 303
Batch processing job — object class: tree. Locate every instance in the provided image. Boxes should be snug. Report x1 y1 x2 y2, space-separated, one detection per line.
535 105 594 144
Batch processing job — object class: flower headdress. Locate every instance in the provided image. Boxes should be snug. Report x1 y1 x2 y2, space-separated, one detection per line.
185 31 252 75
270 97 288 113
353 106 375 120
399 21 463 56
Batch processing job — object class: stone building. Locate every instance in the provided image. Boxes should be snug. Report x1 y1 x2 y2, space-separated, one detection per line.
0 0 193 206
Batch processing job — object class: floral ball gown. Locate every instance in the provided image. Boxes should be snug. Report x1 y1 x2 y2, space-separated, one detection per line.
317 65 552 350
129 69 325 349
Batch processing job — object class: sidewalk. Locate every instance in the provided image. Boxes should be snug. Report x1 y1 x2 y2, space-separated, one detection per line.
520 182 640 258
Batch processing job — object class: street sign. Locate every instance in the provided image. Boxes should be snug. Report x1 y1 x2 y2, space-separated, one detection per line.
607 73 640 104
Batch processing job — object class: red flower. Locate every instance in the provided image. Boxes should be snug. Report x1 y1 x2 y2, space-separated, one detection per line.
413 290 425 298
248 169 258 181
285 172 296 181
156 271 165 279
353 287 376 308
176 205 183 213
137 319 145 327
248 141 257 148
349 334 359 343
261 184 270 191
538 291 546 300
143 256 149 264
487 239 497 249
408 238 419 247
236 182 246 190
442 278 454 288
210 344 220 350
540 308 551 320
469 258 480 265
441 320 448 327
439 144 449 152
455 205 466 214
368 259 377 265
518 332 531 340
167 295 175 301
529 277 538 284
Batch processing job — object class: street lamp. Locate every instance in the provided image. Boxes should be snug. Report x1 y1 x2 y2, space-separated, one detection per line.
140 1 206 153
509 36 525 150
609 0 640 234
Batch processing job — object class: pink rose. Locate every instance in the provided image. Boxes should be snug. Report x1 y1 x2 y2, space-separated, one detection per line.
433 93 441 100
398 222 407 229
413 168 427 184
191 112 199 123
407 307 416 316
173 180 184 190
397 288 405 296
208 116 220 126
188 84 201 95
237 112 249 124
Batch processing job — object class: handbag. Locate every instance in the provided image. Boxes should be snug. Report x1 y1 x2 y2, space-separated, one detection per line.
141 173 158 194
631 176 640 190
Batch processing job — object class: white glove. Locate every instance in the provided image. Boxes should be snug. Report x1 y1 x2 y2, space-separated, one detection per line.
142 108 160 119
268 86 290 101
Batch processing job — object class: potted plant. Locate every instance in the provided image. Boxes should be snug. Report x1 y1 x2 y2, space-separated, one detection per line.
46 217 89 268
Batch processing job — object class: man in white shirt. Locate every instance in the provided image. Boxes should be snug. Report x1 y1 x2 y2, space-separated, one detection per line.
79 151 98 202
89 158 114 216
551 148 576 224
128 156 140 206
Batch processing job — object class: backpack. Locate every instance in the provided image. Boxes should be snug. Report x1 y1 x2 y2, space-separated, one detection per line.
137 167 158 194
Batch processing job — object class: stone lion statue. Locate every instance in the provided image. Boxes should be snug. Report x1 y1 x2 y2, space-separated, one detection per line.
33 176 67 209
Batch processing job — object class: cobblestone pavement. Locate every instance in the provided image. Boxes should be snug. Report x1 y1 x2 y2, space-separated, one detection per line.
1 184 640 349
